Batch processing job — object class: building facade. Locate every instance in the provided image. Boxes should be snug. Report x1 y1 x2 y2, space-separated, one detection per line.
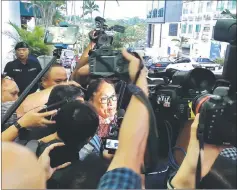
2 1 21 72
180 0 236 59
146 0 183 57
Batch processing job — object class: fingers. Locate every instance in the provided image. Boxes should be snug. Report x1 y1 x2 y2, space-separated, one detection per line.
40 109 58 117
122 49 139 62
43 142 65 155
190 114 200 142
32 105 47 113
191 114 200 130
41 118 56 125
55 162 71 170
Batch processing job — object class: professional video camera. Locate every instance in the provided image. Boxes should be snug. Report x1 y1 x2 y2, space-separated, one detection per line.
149 19 236 155
88 16 131 77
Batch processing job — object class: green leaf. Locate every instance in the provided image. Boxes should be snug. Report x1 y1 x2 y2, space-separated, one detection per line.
4 22 52 56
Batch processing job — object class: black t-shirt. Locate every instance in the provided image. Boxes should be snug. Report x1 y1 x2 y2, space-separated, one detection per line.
4 58 42 94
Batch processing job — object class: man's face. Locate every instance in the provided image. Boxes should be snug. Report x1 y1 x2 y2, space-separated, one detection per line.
92 82 117 119
42 67 67 89
2 79 19 103
16 48 29 60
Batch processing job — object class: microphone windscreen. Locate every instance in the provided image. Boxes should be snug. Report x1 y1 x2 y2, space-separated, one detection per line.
117 109 125 119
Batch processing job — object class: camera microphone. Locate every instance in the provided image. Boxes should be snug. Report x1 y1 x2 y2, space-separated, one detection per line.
117 109 125 126
117 109 125 120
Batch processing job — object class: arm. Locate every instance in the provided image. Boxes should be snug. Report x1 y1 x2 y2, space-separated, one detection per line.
107 50 149 174
2 107 57 142
171 114 224 189
71 42 95 80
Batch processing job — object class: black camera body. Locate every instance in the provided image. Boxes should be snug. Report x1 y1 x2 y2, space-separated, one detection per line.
193 86 236 146
89 17 127 77
152 84 198 122
89 46 129 77
151 68 216 122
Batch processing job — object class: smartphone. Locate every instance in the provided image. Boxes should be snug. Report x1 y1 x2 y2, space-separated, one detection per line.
49 145 79 168
104 139 119 150
44 26 79 45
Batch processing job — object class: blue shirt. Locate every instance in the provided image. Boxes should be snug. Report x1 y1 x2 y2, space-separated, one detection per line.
97 168 142 189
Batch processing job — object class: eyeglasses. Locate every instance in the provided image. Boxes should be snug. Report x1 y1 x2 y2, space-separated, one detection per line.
100 94 117 104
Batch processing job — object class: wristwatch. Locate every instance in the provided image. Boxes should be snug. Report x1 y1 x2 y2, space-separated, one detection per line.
14 121 22 130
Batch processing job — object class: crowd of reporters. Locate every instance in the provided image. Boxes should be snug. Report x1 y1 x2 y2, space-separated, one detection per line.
1 39 236 189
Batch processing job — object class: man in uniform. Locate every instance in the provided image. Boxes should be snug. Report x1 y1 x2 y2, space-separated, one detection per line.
4 42 42 95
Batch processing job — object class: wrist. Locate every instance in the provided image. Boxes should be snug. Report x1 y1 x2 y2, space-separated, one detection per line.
17 118 27 128
171 169 196 189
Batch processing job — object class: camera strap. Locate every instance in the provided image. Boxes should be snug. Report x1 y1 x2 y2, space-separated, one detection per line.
196 123 205 188
127 84 159 174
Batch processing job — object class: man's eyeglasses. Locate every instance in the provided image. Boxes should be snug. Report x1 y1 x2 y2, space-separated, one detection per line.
100 94 117 104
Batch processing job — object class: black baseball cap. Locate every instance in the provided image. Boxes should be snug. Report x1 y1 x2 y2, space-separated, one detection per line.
15 42 29 50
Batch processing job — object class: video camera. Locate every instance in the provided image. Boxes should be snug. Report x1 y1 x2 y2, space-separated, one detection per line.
149 19 236 154
88 17 130 77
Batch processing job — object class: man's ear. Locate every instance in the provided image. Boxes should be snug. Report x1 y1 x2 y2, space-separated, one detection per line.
41 77 47 88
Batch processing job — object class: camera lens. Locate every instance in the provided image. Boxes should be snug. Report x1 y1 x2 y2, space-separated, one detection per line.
192 94 212 114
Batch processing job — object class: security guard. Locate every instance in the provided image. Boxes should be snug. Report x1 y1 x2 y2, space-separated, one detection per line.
4 42 42 95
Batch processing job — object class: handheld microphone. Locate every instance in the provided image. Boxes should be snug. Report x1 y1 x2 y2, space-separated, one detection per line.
109 109 125 137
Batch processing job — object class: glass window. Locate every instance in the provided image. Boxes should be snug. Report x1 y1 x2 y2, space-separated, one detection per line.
190 3 195 14
203 26 210 32
169 24 178 36
198 2 204 13
216 0 225 11
195 24 201 32
188 25 193 34
183 3 189 14
181 24 187 34
206 1 213 12
227 0 237 10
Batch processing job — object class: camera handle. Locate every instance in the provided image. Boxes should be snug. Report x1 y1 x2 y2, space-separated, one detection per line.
2 55 59 125
117 80 127 110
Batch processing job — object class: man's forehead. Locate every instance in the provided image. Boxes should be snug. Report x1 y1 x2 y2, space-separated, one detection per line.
2 79 19 91
16 48 28 51
97 83 115 96
49 67 67 76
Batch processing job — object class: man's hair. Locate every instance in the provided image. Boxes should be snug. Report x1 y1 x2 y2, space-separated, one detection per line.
47 84 85 105
15 42 29 50
42 64 64 80
85 78 114 101
55 100 99 148
59 154 109 189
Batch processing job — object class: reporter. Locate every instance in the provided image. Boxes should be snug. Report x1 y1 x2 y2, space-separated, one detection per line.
97 49 149 189
1 107 57 142
37 100 99 155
